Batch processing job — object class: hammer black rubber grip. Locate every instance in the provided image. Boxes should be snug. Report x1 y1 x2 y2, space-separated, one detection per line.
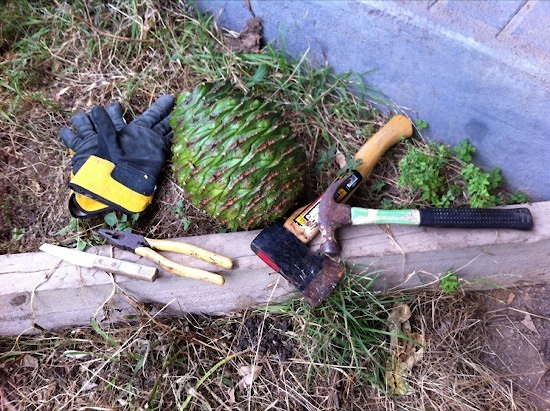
418 207 533 230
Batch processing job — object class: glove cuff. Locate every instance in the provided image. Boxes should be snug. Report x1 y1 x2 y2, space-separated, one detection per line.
68 193 112 218
69 156 154 214
68 171 112 218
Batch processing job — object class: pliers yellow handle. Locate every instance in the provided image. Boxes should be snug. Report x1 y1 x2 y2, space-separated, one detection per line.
99 229 232 286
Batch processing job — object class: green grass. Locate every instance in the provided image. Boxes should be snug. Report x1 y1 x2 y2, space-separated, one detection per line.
268 273 407 389
0 1 534 409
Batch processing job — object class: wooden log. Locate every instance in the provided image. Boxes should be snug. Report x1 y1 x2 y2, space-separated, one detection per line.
1 202 549 336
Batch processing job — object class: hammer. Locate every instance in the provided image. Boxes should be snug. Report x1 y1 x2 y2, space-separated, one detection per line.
283 114 414 243
318 179 534 256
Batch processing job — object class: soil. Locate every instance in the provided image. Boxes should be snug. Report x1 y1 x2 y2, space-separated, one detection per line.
474 285 550 409
223 17 263 53
236 315 295 361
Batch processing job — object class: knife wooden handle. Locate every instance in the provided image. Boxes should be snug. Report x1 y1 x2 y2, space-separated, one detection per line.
92 256 158 282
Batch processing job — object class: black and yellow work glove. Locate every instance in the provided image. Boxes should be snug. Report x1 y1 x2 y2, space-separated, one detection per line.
66 95 174 216
59 102 128 217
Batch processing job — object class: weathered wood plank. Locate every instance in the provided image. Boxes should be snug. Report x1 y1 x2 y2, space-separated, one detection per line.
1 202 549 336
0 230 296 336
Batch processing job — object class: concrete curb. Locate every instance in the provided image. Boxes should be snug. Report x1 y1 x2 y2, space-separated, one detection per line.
195 0 550 200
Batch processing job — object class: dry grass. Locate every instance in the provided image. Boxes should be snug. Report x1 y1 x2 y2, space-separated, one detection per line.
0 291 538 410
0 1 541 410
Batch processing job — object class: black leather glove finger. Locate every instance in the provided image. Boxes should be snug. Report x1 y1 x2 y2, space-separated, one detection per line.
59 112 98 173
59 103 128 170
152 116 173 141
133 95 174 143
133 94 175 129
105 101 127 131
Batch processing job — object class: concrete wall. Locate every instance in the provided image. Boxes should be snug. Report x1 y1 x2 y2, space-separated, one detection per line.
195 0 550 201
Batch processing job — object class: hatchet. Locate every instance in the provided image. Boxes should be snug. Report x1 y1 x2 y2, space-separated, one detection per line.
250 114 413 305
252 180 533 307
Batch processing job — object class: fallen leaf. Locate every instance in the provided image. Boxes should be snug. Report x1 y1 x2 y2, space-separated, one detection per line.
227 387 236 404
521 313 538 333
335 151 347 169
385 303 424 396
224 18 263 53
237 364 262 390
21 354 38 369
55 86 70 101
81 381 97 392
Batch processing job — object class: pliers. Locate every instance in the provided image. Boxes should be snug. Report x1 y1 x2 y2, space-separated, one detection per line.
98 229 232 286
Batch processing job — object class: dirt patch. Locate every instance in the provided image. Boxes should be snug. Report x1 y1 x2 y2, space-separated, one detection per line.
236 314 295 360
474 285 550 409
223 17 263 53
0 112 67 253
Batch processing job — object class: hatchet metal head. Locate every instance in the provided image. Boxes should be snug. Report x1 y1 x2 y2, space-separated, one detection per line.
250 223 345 307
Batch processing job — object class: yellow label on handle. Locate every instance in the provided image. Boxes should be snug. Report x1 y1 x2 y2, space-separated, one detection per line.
284 114 413 244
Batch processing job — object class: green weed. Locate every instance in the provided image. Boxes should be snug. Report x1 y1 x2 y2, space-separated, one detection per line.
461 163 504 208
509 191 529 204
103 211 139 232
54 218 103 250
415 118 429 131
440 271 460 293
315 144 338 174
397 142 456 207
397 139 521 208
173 200 192 231
11 227 25 241
453 139 476 163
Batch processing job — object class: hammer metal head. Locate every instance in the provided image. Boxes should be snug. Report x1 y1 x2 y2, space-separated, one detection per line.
318 179 353 256
250 223 345 307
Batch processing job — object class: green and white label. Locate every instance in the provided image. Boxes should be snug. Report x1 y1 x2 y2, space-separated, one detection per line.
351 208 420 226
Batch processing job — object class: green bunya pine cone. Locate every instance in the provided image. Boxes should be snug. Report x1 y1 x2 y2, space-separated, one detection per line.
170 82 306 231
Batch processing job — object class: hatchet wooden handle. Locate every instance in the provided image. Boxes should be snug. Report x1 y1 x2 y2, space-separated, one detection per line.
284 114 413 243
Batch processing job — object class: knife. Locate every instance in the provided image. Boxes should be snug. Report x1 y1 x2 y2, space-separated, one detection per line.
39 243 158 282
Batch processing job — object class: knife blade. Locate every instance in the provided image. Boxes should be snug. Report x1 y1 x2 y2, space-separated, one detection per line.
39 243 158 282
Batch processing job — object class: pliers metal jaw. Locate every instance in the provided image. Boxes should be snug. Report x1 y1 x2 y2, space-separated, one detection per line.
99 229 232 286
